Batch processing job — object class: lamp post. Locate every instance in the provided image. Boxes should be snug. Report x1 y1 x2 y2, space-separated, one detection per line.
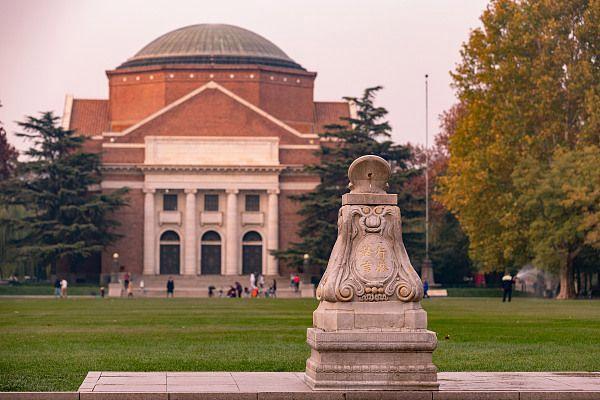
302 253 310 283
111 252 120 284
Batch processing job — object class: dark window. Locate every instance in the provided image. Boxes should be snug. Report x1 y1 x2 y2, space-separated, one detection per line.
160 230 180 242
243 231 262 242
201 231 221 275
160 245 180 275
160 230 180 275
245 194 260 212
163 194 178 211
242 231 262 275
201 231 221 242
204 194 219 211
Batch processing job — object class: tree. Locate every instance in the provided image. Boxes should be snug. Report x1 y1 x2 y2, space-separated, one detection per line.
438 0 599 297
0 112 127 277
276 87 421 272
0 103 18 181
512 146 600 299
408 103 474 284
0 102 23 278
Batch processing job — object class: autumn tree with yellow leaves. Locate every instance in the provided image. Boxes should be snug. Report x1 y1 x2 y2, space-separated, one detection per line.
438 0 599 298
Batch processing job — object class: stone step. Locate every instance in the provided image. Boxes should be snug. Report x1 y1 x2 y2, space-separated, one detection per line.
126 274 298 289
113 287 308 298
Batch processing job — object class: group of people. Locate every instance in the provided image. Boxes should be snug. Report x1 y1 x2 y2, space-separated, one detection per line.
249 272 277 297
208 273 278 298
53 278 68 298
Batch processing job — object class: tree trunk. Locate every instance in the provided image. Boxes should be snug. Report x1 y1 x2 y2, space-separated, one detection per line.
556 253 575 300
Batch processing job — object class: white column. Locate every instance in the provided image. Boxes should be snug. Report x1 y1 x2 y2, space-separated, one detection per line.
143 188 156 275
266 189 279 276
225 189 239 275
184 189 197 276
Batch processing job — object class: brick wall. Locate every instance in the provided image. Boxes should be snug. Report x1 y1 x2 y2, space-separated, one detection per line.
101 188 144 277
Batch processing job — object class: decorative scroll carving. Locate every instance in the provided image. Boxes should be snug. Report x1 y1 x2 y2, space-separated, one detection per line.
316 204 423 302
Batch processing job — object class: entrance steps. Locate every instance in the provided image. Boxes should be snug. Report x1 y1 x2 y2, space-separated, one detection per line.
120 274 312 298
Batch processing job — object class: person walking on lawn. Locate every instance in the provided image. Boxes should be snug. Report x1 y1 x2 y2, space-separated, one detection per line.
54 279 61 298
166 277 175 298
60 278 68 298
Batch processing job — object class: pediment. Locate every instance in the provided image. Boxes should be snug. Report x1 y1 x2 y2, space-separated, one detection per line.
114 81 315 144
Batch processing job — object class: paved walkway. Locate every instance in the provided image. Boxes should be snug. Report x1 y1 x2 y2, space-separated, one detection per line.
74 371 600 399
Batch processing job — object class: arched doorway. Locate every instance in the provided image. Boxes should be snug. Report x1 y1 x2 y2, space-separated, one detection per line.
201 231 222 275
242 231 262 275
159 230 180 275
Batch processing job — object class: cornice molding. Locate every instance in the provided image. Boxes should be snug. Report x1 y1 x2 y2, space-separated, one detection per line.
101 163 316 175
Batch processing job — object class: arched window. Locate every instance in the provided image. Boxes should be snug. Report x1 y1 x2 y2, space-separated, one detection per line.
242 231 262 275
160 230 180 275
202 231 221 242
201 231 221 275
243 231 262 242
161 231 180 241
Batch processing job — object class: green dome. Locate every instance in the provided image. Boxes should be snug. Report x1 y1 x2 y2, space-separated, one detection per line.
119 24 303 70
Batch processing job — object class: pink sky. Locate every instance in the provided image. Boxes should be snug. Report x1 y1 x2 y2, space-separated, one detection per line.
0 0 488 152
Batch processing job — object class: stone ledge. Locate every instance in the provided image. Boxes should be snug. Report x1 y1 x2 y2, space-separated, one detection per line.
5 372 600 400
2 390 600 400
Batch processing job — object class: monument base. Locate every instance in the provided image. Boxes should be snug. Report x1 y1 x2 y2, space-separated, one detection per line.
305 327 438 390
305 301 438 391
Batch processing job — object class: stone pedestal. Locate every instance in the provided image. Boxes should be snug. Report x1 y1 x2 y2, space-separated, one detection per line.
421 257 436 286
304 155 438 391
107 283 122 297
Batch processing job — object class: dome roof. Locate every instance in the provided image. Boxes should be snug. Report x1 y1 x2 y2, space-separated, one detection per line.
118 24 303 70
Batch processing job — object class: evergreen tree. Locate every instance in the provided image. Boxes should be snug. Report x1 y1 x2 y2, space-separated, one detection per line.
0 112 127 276
0 103 18 181
275 87 421 273
0 102 23 278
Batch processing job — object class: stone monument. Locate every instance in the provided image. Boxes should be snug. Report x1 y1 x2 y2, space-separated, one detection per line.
305 155 438 390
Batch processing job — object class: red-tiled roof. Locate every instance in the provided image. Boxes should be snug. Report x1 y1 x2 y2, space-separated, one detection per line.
314 101 350 133
69 99 110 136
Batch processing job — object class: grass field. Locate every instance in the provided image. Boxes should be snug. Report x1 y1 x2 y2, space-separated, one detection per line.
1 297 599 391
0 283 99 296
0 283 529 297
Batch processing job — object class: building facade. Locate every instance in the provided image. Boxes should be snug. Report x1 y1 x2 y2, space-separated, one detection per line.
62 24 351 279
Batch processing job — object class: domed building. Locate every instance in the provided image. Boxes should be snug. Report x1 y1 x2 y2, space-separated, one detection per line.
62 24 352 285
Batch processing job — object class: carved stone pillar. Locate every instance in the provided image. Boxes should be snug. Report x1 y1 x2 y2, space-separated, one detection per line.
305 155 438 391
143 188 156 275
225 189 239 275
266 189 279 276
183 189 197 276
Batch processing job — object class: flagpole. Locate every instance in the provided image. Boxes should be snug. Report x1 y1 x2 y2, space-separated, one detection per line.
425 74 429 262
421 73 435 286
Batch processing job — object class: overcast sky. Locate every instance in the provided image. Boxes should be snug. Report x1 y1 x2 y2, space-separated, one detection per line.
0 0 488 152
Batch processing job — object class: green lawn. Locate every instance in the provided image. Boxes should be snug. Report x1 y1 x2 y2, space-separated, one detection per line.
0 283 99 296
0 297 599 391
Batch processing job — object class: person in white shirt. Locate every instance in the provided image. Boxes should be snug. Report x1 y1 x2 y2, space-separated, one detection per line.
250 272 256 289
60 279 68 298
258 274 265 289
